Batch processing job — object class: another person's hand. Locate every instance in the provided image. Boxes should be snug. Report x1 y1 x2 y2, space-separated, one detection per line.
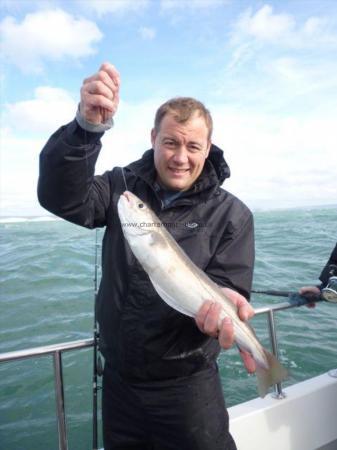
80 62 120 125
195 287 256 373
298 286 320 308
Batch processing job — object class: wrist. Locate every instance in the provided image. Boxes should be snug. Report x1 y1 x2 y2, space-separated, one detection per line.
65 119 104 146
75 104 114 133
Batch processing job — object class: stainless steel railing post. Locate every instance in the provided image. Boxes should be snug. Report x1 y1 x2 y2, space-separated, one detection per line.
53 350 68 450
267 309 286 399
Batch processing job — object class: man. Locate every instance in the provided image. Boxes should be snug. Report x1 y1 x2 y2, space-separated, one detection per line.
38 63 255 450
299 243 337 300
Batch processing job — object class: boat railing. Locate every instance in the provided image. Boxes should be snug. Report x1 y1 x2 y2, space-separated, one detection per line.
0 338 94 450
0 300 316 450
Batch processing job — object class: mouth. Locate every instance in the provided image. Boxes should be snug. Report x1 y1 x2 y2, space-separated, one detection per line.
168 167 190 176
122 191 132 203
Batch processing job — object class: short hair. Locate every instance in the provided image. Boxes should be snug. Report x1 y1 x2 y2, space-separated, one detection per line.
154 97 213 141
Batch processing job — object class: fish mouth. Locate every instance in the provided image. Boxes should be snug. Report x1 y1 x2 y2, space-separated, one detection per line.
122 191 132 203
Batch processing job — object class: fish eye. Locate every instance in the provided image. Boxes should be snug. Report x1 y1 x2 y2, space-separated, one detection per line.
138 203 144 209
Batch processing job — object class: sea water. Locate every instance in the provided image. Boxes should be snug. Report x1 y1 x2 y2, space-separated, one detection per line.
0 207 336 450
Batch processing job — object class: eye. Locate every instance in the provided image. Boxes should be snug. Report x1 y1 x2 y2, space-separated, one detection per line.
188 144 202 153
138 203 144 209
164 139 177 148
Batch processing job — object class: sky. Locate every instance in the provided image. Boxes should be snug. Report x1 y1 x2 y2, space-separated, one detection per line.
1 0 336 217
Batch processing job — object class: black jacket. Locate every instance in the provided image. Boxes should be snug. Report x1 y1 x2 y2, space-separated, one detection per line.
320 243 337 286
38 120 255 381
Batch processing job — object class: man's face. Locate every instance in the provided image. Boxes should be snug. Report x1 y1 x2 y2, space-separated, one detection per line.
151 112 211 192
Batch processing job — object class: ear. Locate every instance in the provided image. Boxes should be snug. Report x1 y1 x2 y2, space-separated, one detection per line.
151 128 156 148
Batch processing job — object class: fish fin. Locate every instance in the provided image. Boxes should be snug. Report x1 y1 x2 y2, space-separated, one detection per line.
255 349 288 398
148 275 194 317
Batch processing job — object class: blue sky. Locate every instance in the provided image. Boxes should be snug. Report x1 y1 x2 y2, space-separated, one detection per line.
1 0 336 216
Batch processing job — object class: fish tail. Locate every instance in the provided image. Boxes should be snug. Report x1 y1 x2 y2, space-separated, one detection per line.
255 349 288 398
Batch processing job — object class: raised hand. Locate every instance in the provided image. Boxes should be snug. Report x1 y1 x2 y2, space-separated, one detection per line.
80 62 120 125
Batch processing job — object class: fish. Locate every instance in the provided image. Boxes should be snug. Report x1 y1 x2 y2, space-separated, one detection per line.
117 190 288 397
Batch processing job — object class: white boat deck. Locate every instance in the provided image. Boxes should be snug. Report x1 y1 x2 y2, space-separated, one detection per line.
229 370 337 450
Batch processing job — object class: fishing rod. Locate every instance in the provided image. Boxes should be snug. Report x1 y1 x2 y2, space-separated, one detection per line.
251 289 322 306
92 229 103 450
252 289 298 298
252 264 337 305
252 287 337 306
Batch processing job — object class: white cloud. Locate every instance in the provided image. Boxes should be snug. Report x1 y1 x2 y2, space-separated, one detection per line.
0 9 102 72
4 86 77 135
0 128 49 216
139 26 156 40
268 57 303 82
0 95 161 216
211 107 337 209
235 5 295 42
225 42 253 71
95 98 161 173
303 16 325 35
80 0 150 16
231 4 337 49
265 56 337 101
1 86 78 215
221 5 337 111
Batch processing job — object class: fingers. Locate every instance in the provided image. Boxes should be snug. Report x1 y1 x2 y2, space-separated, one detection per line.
195 298 256 373
239 349 256 373
221 287 255 322
100 62 121 87
194 300 211 332
83 79 115 102
299 286 320 296
195 301 234 348
298 286 320 308
237 297 255 322
195 300 221 338
83 67 120 100
80 62 121 123
81 89 117 113
218 316 234 349
81 75 119 111
85 62 120 94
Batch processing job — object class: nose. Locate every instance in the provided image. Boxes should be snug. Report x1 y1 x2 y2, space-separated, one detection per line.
172 146 188 165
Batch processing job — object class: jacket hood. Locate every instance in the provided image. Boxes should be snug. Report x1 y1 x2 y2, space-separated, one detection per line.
208 143 231 183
